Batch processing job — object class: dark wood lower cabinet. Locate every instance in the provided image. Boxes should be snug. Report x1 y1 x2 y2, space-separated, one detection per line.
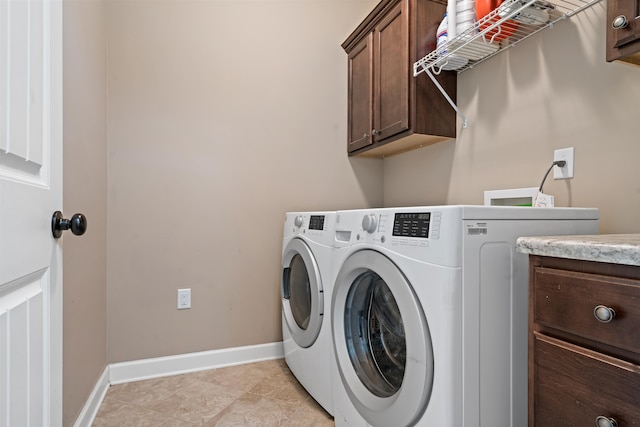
533 334 640 426
528 256 640 427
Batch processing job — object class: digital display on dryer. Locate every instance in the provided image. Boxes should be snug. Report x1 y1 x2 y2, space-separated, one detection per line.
309 215 325 230
392 213 430 238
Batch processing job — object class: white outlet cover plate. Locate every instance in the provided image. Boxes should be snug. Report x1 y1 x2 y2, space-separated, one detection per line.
178 288 191 309
554 147 574 179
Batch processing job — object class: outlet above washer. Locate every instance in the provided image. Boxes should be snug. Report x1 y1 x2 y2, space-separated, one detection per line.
554 147 575 179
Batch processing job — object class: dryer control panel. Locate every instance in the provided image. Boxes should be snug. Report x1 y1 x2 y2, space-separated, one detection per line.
284 212 336 246
308 215 325 230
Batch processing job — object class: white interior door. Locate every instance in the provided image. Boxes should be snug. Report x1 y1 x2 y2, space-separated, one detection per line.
0 0 63 425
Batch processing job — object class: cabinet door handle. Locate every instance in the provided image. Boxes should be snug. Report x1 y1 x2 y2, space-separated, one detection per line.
371 129 378 135
593 305 616 323
612 15 629 30
363 133 369 139
595 415 618 427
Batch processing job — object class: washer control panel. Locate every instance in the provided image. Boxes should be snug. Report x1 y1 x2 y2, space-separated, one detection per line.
335 208 462 267
392 213 431 238
355 211 444 244
391 211 442 240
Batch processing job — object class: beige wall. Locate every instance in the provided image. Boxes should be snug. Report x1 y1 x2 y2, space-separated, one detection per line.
62 0 108 425
106 0 381 362
384 4 640 233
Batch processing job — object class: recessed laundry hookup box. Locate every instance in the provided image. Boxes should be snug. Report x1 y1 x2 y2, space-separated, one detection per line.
484 187 539 207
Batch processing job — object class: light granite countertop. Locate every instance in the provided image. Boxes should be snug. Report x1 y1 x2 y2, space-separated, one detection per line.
516 234 640 266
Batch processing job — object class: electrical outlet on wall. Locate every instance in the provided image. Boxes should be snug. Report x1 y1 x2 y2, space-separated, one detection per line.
177 288 191 310
554 147 575 179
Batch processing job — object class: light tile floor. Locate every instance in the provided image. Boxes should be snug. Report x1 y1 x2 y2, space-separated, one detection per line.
92 359 335 426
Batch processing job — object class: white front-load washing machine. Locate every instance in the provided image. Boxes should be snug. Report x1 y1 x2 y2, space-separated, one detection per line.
330 206 599 427
281 211 336 416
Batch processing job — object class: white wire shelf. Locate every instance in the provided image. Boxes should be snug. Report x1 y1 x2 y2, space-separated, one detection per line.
414 0 603 76
412 0 602 127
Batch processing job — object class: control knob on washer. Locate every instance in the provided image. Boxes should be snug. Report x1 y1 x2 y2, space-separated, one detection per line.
362 214 377 233
294 215 304 227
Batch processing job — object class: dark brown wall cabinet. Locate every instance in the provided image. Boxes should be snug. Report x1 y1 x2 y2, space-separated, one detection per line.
528 256 640 427
342 0 456 158
606 0 640 65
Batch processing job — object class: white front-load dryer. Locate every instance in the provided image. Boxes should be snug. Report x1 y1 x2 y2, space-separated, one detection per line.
330 206 599 427
281 211 336 416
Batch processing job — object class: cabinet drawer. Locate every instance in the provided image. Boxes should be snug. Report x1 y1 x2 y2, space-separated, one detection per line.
533 267 640 354
533 333 640 427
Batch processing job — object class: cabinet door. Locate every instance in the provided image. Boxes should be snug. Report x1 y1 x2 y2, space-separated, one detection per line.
532 333 640 427
347 34 373 153
373 0 409 142
606 0 640 64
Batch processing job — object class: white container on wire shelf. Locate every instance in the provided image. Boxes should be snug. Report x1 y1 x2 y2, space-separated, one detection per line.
436 12 469 71
455 0 476 34
498 0 551 25
450 0 500 62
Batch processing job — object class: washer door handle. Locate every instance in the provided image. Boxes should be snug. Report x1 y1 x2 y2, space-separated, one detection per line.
282 268 291 299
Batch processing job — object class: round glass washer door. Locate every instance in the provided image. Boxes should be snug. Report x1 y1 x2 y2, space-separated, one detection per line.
281 238 323 348
332 249 434 426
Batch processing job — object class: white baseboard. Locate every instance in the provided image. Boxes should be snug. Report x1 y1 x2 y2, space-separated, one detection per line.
75 342 284 426
73 365 110 427
109 341 284 384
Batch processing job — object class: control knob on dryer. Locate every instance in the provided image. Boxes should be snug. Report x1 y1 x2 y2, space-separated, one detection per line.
294 215 304 228
362 214 377 233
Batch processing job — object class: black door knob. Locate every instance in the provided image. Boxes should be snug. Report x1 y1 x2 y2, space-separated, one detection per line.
51 211 87 239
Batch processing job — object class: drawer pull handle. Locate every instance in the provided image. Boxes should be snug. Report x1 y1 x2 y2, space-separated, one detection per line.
593 305 616 323
595 416 618 427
